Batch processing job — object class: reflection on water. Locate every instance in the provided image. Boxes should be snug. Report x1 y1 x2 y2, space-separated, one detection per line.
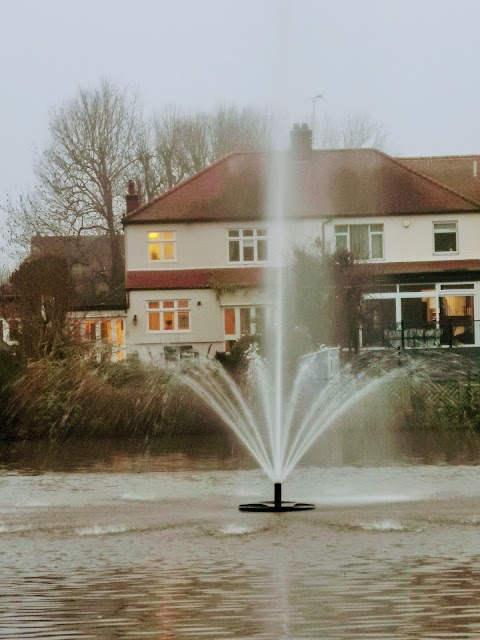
1 432 480 638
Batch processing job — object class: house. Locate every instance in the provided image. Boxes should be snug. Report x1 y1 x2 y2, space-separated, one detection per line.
10 235 128 361
400 155 480 202
122 124 480 362
0 282 20 349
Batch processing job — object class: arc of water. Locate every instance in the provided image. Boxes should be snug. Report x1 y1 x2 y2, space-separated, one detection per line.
181 367 276 479
277 355 321 473
280 381 335 480
249 357 276 471
282 373 396 480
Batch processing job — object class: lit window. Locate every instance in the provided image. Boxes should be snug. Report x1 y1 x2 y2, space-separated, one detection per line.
228 229 268 263
100 320 111 343
84 321 97 342
147 300 190 332
148 231 176 261
115 320 124 347
334 224 384 260
433 222 457 253
223 305 269 351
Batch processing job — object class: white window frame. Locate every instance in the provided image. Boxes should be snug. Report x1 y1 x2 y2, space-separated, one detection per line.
223 305 270 344
148 231 176 262
334 223 384 260
433 221 458 255
147 300 191 333
228 228 268 264
363 282 477 346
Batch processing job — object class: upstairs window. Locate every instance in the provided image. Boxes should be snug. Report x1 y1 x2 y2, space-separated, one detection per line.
148 231 176 261
433 222 457 253
148 300 190 332
228 228 268 263
334 224 384 260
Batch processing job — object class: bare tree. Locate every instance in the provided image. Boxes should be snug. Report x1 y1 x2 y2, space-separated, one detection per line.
6 79 142 289
315 112 389 151
140 104 275 193
4 84 276 282
208 104 274 159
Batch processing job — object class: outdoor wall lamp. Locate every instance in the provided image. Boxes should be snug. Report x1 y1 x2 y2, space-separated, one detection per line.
133 314 138 325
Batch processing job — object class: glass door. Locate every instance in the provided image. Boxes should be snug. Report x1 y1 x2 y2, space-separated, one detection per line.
439 296 474 345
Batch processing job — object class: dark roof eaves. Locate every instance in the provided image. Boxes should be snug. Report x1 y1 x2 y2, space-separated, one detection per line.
124 206 480 225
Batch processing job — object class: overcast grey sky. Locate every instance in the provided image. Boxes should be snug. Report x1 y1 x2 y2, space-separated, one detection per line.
1 0 480 264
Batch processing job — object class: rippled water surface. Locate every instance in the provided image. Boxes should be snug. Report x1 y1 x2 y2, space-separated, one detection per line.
2 434 480 639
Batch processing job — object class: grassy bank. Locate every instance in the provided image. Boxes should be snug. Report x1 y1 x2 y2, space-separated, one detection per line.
0 354 222 440
2 348 480 441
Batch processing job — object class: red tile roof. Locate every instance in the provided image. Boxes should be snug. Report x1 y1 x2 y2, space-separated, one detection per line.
125 267 269 290
399 156 480 203
123 150 480 225
126 260 480 292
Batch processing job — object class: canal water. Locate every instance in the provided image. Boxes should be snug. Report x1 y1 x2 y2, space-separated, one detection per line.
1 431 480 639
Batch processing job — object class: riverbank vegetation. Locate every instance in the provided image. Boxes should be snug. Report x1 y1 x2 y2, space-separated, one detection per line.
2 340 480 441
0 352 221 441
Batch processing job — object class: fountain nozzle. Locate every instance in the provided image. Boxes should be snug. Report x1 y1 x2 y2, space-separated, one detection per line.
274 482 282 509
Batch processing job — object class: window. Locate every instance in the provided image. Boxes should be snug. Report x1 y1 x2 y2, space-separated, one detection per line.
148 300 190 332
334 224 384 259
228 228 268 263
148 231 176 261
224 306 268 351
84 321 97 342
433 222 457 253
115 319 125 362
100 319 111 343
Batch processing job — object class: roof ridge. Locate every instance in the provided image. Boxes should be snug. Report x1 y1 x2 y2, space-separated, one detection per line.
123 151 263 223
374 149 480 208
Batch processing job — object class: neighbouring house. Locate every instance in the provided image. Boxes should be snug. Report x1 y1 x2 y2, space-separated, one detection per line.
400 155 480 202
0 282 20 350
122 123 480 363
13 235 128 361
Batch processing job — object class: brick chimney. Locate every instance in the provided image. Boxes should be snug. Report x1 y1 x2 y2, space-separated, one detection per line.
125 180 139 214
290 122 312 155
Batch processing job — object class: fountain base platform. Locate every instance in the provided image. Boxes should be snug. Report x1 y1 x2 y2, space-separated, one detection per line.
239 501 315 512
238 483 315 512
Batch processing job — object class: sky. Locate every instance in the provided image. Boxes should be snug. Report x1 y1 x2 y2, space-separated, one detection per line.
1 0 480 266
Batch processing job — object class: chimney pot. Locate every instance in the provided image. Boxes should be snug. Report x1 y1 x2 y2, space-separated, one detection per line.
126 180 140 214
290 122 312 155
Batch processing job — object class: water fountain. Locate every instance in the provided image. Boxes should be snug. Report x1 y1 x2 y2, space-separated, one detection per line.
177 150 405 512
180 343 400 512
179 147 410 511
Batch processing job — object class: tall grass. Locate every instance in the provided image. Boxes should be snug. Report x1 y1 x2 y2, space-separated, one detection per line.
3 355 221 440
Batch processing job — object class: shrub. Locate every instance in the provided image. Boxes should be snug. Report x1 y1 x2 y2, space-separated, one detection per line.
4 355 221 440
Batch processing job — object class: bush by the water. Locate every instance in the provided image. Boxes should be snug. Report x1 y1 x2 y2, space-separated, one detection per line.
3 355 222 440
0 351 24 436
